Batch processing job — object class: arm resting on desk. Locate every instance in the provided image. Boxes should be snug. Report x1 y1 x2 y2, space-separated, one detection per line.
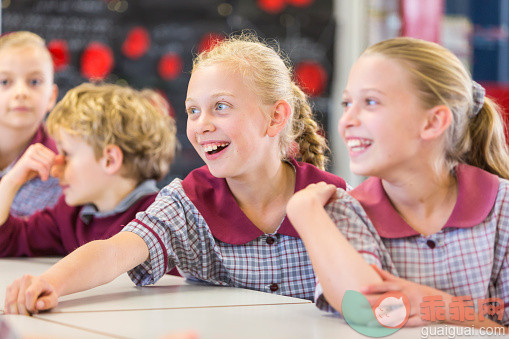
3 231 149 315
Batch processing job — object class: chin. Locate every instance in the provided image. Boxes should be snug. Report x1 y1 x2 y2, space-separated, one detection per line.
206 166 229 179
64 195 80 207
349 164 372 177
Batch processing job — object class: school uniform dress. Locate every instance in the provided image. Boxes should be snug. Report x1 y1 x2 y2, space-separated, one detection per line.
316 164 509 325
0 180 158 257
0 125 62 217
122 159 347 300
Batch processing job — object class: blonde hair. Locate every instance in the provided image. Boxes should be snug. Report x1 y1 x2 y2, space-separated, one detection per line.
0 31 53 79
192 32 329 170
363 37 509 179
47 83 177 182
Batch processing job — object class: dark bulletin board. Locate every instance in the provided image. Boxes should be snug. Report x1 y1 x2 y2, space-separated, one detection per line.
2 0 335 184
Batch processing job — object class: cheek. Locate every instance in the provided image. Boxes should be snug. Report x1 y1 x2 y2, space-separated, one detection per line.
185 121 195 144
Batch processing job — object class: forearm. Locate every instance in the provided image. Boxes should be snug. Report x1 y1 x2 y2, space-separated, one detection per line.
41 232 149 297
0 174 23 225
288 199 382 311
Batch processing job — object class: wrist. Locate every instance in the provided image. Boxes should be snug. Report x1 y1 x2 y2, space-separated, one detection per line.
1 172 24 192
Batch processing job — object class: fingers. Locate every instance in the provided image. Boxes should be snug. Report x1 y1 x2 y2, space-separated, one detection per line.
50 154 65 178
4 277 22 314
303 182 338 205
35 294 58 312
4 274 57 315
15 144 57 182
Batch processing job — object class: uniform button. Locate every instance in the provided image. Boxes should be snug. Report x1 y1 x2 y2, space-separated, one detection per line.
426 240 436 249
266 236 275 245
269 283 279 292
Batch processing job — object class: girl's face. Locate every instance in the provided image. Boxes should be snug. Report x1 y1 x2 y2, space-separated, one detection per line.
185 63 273 179
54 130 109 208
339 55 428 178
0 46 57 131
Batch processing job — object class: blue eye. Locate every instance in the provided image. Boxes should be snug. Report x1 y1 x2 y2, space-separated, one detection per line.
0 79 10 86
216 103 228 110
186 107 200 115
366 98 378 106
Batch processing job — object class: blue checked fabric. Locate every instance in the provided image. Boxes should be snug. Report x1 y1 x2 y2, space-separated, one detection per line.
122 178 316 300
316 179 509 325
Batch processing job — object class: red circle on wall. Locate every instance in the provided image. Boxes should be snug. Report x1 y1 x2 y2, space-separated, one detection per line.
80 42 114 81
47 39 70 72
158 53 183 81
257 0 286 13
198 33 225 53
122 26 150 60
295 60 328 97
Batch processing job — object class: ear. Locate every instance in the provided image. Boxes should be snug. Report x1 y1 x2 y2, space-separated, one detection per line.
420 105 452 140
100 144 124 175
46 84 58 113
267 100 292 137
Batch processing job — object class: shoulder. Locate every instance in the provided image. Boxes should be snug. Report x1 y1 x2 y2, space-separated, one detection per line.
323 187 373 231
157 178 188 202
292 159 347 189
180 165 220 195
133 192 158 210
31 124 58 153
494 177 509 214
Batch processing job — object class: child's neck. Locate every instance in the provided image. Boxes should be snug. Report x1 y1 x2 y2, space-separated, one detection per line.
382 167 458 236
227 161 296 234
93 176 139 212
0 125 38 170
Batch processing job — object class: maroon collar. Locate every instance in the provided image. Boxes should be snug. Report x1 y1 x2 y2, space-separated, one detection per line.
349 164 500 239
28 125 57 153
182 158 346 245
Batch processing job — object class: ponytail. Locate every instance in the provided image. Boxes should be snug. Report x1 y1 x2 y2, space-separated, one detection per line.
290 83 329 170
464 97 509 179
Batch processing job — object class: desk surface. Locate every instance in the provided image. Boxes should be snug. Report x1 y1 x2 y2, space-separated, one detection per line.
0 258 492 339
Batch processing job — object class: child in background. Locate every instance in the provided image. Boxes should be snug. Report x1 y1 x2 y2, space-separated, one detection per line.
287 37 509 330
0 31 61 217
3 33 347 315
0 83 176 257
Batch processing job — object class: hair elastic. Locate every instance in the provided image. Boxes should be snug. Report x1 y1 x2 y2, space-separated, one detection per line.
471 81 485 117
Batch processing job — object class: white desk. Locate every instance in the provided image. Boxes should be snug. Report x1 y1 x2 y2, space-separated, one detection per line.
0 258 492 339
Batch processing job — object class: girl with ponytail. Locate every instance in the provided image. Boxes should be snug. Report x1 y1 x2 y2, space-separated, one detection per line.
288 37 509 332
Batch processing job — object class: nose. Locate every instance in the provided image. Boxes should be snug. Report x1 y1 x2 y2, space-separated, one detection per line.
13 80 29 99
194 111 216 134
338 102 361 132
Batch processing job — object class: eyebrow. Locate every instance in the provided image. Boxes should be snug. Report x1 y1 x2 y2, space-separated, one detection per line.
0 70 47 77
343 88 387 96
185 91 235 104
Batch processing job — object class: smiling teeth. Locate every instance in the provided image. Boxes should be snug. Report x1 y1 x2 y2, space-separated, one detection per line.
347 139 372 150
203 142 229 153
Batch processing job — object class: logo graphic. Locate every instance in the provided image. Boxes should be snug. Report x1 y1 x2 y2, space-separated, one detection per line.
342 290 410 337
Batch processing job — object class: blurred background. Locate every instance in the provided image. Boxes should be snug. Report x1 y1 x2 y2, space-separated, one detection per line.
1 0 508 186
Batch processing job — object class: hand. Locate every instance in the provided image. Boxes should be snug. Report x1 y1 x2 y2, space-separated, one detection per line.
5 143 57 187
4 274 59 315
289 182 338 210
361 265 447 327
